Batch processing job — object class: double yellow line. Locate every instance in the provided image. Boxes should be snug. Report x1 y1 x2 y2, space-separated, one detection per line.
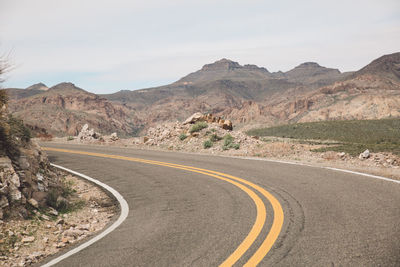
43 147 284 266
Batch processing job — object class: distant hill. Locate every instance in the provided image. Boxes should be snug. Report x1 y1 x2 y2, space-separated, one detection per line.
26 82 48 91
101 58 351 127
284 62 349 87
352 52 400 81
258 52 400 126
7 82 142 136
5 52 400 136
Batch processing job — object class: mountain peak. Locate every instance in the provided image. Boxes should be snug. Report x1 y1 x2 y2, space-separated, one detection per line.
355 52 400 81
26 83 48 91
49 82 85 92
295 62 322 69
201 58 242 71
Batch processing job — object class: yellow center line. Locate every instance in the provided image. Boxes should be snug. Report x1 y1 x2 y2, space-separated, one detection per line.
43 147 284 266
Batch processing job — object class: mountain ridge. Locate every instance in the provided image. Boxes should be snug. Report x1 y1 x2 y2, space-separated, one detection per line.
5 52 400 136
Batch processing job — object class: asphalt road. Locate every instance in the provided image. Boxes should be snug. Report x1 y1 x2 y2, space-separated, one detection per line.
40 143 400 266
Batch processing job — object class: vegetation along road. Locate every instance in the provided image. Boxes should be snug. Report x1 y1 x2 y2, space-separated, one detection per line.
40 143 399 266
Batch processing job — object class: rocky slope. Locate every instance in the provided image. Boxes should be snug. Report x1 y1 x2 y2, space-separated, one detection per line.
6 52 400 136
0 88 64 221
7 82 142 137
101 57 352 130
268 53 400 123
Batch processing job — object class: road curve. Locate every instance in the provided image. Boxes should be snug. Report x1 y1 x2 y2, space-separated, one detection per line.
40 143 400 266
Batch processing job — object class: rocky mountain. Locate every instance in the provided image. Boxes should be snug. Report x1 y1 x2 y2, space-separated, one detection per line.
102 58 351 129
7 82 142 137
26 82 48 91
5 52 400 136
283 62 347 87
250 52 400 125
352 52 400 81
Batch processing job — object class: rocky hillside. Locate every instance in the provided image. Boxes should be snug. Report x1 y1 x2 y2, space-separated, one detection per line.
267 52 400 123
6 52 400 136
7 82 142 137
0 88 65 221
101 57 352 129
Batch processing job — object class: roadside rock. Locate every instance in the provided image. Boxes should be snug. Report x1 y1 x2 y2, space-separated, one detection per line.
77 124 102 141
142 113 260 153
110 132 119 141
183 113 234 131
359 149 370 159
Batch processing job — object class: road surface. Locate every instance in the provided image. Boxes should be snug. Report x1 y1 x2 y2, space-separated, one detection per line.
40 143 400 266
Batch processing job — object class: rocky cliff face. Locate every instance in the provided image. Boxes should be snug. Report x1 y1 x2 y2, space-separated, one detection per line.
0 88 63 220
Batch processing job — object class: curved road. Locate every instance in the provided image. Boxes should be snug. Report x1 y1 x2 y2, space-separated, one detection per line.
40 143 400 266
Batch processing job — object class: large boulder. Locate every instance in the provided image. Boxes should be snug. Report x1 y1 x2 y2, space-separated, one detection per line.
359 149 370 159
110 132 119 141
222 120 233 131
77 124 101 141
183 113 234 130
183 112 204 125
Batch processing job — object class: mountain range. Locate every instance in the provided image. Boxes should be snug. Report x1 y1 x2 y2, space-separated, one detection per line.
5 52 400 136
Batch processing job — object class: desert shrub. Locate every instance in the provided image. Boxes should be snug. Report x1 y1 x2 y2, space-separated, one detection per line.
203 140 213 149
247 118 400 155
46 188 60 209
0 115 32 158
61 180 76 197
189 121 208 133
232 143 240 150
67 136 74 141
8 115 31 144
222 134 240 150
209 133 222 142
179 133 188 141
223 134 234 146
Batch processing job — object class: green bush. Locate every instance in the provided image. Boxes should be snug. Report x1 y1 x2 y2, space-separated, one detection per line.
0 115 32 158
232 143 240 150
246 118 400 155
221 134 240 150
203 140 213 149
46 189 60 210
67 136 74 141
189 121 208 133
223 134 234 147
179 133 188 141
209 133 222 142
8 115 31 144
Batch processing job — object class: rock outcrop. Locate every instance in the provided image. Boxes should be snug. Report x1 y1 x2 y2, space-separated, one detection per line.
0 140 60 220
77 124 102 141
136 113 258 153
183 113 233 131
0 88 62 220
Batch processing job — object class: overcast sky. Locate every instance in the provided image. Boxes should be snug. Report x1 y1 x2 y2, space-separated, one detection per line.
1 0 399 94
